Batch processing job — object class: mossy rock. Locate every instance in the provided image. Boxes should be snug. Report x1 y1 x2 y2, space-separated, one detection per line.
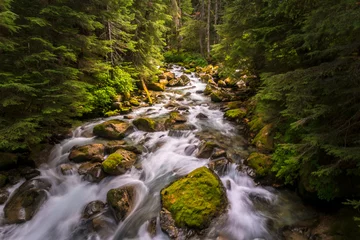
107 186 135 222
102 149 137 175
160 167 227 230
224 108 247 121
104 110 120 117
93 119 134 140
129 98 141 106
247 152 272 177
0 174 7 187
252 124 274 151
184 69 192 74
68 144 105 163
148 82 165 91
196 141 218 159
0 152 18 170
210 90 231 103
226 101 243 110
133 118 157 132
200 74 212 82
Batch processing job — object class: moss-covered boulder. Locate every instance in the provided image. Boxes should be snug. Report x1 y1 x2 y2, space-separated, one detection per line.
4 179 51 224
165 111 187 129
133 118 157 132
252 124 274 151
200 74 212 82
68 144 105 163
93 119 134 140
224 108 247 121
161 72 175 80
107 186 136 222
160 167 227 232
210 90 231 102
102 148 137 175
0 152 18 170
217 80 227 88
168 75 190 87
247 152 272 177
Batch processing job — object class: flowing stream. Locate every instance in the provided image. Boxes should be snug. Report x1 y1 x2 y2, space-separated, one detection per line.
0 66 317 240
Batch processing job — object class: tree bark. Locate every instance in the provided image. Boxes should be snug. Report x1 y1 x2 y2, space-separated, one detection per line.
206 0 211 58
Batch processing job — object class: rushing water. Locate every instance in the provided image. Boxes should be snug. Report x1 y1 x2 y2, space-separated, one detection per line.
0 66 316 240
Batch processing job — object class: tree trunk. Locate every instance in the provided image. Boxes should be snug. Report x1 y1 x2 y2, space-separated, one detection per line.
206 0 211 58
199 0 205 56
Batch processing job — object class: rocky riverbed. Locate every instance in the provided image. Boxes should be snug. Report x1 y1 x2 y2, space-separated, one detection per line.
0 65 358 240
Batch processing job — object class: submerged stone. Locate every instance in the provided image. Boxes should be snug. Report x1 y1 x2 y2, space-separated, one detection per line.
160 167 227 231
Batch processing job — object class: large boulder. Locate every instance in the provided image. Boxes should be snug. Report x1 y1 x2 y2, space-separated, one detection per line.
160 167 227 234
102 149 137 175
196 141 218 159
93 119 134 140
160 72 175 80
68 144 105 163
107 186 136 222
4 179 51 224
0 152 18 170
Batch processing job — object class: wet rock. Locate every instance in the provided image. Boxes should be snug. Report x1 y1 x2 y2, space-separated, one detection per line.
210 90 231 102
7 169 21 185
0 174 7 187
177 105 190 111
0 152 18 170
104 140 127 154
211 148 227 159
161 72 175 80
160 167 227 232
160 209 179 239
107 186 136 222
4 178 51 224
196 141 218 159
164 101 180 109
69 144 105 163
200 74 212 82
196 113 208 119
102 149 137 175
129 98 140 106
59 164 76 175
168 111 187 123
0 189 10 204
124 115 134 119
184 145 197 156
133 118 155 132
148 82 165 91
224 108 247 121
93 119 134 140
208 157 231 173
218 80 227 88
19 167 41 180
168 124 196 131
168 75 191 87
147 217 158 237
82 200 106 219
78 162 106 182
159 79 169 86
246 152 272 177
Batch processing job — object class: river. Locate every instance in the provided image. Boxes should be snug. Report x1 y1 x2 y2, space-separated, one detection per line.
0 66 317 240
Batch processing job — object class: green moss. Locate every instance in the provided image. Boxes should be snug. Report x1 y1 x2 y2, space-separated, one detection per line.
102 153 123 174
226 101 242 110
93 119 131 140
0 174 7 187
210 91 222 102
129 98 140 106
252 124 274 151
249 116 265 132
133 118 156 132
104 110 120 117
224 108 247 120
247 152 272 177
161 167 226 229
